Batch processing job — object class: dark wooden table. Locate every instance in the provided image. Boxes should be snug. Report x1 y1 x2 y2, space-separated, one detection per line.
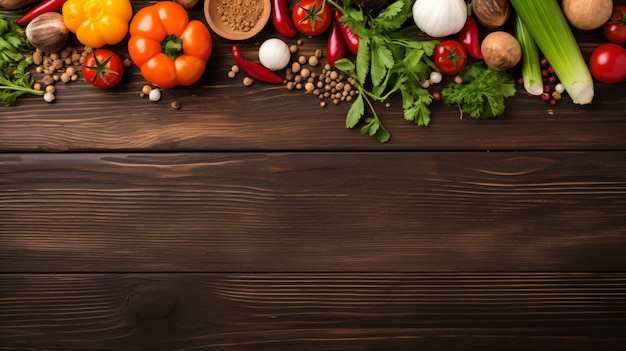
2 1 626 350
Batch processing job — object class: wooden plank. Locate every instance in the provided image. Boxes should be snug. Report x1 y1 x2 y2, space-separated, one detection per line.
2 152 625 272
0 1 625 151
1 80 624 151
1 273 625 351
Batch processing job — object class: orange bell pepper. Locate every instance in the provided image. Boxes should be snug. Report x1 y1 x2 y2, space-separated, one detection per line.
62 0 133 48
127 2 213 89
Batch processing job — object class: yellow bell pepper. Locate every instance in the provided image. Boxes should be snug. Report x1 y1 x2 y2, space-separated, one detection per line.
62 0 133 48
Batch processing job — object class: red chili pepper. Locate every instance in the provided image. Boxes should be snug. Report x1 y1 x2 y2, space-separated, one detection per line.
458 15 482 59
327 21 347 67
333 10 359 55
231 45 284 84
271 0 297 38
17 0 68 26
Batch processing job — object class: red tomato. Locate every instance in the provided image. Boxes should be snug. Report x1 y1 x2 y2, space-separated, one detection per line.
589 43 626 84
603 5 626 44
292 0 331 36
82 49 124 89
433 40 468 75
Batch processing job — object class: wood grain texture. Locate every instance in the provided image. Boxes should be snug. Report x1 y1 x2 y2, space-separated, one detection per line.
0 1 625 151
1 1 626 349
1 273 625 351
2 152 625 273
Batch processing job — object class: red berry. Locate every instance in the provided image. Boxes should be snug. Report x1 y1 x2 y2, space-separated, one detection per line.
541 93 550 101
432 92 441 101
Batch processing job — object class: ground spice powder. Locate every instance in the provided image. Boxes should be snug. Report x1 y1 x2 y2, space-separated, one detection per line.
217 0 264 32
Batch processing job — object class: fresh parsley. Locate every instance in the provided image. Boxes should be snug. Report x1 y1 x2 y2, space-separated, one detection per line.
441 61 516 119
0 14 43 106
330 0 438 143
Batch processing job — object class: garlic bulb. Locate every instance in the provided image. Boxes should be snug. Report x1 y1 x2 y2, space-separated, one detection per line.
412 0 467 38
25 12 69 54
258 38 291 71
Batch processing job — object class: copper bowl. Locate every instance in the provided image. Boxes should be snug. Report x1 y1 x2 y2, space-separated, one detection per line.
204 0 271 41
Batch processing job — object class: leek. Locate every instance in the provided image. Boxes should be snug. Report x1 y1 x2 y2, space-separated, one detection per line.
515 15 543 96
509 0 593 105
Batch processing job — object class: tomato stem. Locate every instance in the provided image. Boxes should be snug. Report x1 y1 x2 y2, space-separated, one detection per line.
298 0 327 32
444 47 467 70
83 50 118 86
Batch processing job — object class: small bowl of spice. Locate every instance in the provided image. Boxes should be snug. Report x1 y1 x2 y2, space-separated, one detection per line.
204 0 271 41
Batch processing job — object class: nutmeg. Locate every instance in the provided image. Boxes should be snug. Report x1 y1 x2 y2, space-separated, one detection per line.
472 0 511 29
174 0 199 8
25 12 69 54
0 0 39 10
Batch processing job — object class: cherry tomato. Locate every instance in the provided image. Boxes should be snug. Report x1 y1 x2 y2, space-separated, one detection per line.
82 49 124 89
292 0 331 37
589 43 626 84
603 5 626 44
433 40 468 75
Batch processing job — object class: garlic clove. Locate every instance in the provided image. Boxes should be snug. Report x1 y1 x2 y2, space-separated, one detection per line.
149 88 161 102
43 92 56 103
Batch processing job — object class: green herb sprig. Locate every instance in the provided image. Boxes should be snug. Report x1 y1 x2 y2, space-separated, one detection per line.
441 61 516 119
330 0 438 143
0 14 43 106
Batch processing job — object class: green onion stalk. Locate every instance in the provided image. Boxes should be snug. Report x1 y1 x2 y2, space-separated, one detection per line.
515 14 543 96
509 0 594 105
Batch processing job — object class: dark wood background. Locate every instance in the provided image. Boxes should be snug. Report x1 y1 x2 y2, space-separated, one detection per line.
2 1 626 350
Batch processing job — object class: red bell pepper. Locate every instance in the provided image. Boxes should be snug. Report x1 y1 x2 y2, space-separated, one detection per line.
232 46 284 84
17 0 68 26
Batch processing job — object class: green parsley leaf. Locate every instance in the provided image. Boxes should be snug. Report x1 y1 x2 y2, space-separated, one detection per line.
370 37 394 87
355 36 371 85
361 117 390 143
401 81 432 126
328 0 438 142
333 58 355 75
441 61 516 120
374 0 413 32
346 93 365 129
0 15 43 106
